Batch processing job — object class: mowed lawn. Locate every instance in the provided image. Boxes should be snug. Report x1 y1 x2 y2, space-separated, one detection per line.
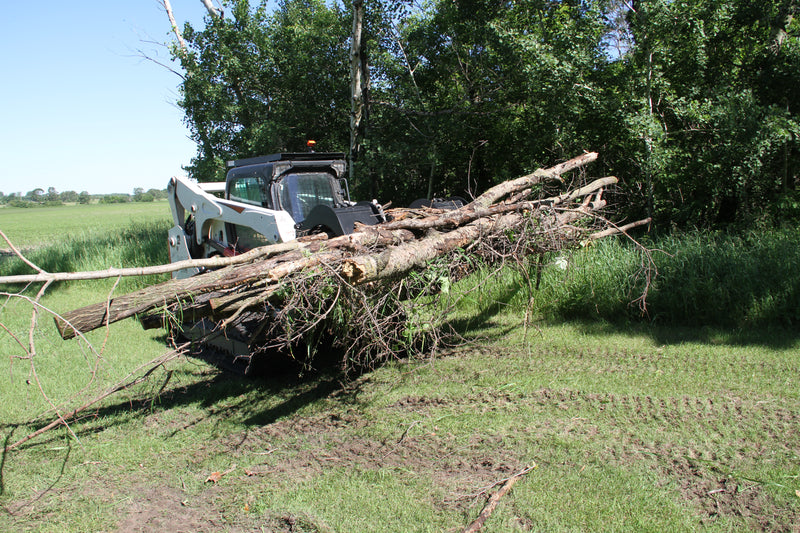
0 315 798 533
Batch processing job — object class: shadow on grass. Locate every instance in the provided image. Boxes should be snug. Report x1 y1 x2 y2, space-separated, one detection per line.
0 357 353 518
5 347 360 455
442 295 800 350
444 276 531 338
639 230 800 329
545 317 800 350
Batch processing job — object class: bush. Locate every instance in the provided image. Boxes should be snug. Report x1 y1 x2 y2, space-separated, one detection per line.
134 193 155 202
8 200 37 208
100 195 131 204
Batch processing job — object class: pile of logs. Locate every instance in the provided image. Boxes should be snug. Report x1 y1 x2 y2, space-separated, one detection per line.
42 152 647 368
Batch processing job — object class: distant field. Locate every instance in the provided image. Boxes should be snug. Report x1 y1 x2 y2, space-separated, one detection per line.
0 202 171 248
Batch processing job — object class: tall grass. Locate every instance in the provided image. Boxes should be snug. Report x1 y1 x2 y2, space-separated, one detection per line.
0 202 171 246
0 219 171 292
452 229 800 329
4 218 797 329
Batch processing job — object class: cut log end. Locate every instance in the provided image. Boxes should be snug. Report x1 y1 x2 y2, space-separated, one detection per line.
54 316 79 340
341 257 373 284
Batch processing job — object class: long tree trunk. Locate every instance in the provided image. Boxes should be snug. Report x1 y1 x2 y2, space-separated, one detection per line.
55 229 414 338
349 0 366 180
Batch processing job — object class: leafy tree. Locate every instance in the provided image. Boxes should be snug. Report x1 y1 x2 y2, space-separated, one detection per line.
60 190 79 203
613 0 800 226
100 194 130 204
78 191 91 204
167 0 799 226
133 187 156 202
25 188 44 202
176 0 351 181
46 186 60 202
363 0 608 203
146 188 167 200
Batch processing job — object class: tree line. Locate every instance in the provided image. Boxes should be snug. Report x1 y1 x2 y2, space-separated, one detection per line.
168 0 798 228
0 187 168 207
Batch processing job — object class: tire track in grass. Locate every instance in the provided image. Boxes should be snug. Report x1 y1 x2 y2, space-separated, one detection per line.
375 386 800 530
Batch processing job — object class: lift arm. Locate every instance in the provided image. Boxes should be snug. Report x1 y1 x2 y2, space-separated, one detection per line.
166 175 297 278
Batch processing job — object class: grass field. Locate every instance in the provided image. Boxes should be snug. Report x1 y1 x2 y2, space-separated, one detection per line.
0 202 171 248
0 206 798 532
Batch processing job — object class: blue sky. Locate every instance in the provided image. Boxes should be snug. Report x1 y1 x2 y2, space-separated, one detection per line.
0 1 214 195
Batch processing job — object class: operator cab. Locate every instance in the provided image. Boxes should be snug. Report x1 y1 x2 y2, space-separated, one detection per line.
226 152 347 214
224 152 383 250
276 172 338 224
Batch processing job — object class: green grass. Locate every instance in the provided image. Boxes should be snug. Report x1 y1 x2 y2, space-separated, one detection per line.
450 228 800 330
2 316 796 531
1 214 798 531
0 201 171 248
1 202 171 293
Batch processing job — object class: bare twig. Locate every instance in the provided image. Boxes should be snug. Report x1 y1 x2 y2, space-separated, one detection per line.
0 240 305 285
4 345 187 452
461 465 537 533
589 217 652 240
0 230 44 274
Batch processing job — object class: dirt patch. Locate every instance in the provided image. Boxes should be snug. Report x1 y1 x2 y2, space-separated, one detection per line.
659 453 785 532
207 407 528 514
116 484 224 533
115 483 316 533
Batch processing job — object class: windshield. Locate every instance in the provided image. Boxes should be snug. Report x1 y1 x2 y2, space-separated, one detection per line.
278 172 337 223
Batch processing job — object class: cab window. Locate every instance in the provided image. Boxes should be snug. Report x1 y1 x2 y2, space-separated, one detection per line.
278 173 336 223
229 176 265 206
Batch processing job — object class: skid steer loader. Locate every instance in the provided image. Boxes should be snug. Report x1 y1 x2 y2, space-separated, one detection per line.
166 148 461 375
167 150 387 279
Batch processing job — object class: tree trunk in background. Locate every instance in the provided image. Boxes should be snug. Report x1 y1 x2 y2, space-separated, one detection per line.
349 0 365 180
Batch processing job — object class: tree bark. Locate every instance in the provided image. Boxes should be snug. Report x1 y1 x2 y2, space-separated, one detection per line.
349 0 366 179
200 0 221 19
161 0 187 51
469 152 598 210
55 228 414 338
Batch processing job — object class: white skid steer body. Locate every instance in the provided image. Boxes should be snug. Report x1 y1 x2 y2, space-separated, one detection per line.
167 175 296 279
